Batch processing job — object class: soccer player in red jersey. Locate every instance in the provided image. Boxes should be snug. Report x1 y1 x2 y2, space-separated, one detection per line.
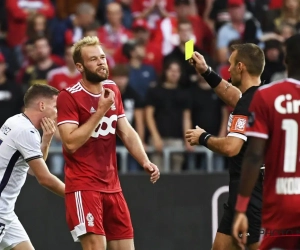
56 36 160 250
233 34 300 250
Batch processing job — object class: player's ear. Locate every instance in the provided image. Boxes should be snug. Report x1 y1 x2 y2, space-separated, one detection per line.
237 62 243 72
39 101 45 112
75 63 84 73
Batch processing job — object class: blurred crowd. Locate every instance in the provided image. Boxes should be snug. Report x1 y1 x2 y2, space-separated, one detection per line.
0 0 294 173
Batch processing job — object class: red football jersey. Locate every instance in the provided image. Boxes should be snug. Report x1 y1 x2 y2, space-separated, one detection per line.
57 80 125 193
246 78 300 229
47 66 81 90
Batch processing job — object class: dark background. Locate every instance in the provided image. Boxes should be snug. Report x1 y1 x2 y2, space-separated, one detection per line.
15 174 229 250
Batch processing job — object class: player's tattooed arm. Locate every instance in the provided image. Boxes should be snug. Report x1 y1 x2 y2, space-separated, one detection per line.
213 81 241 108
189 52 241 108
238 137 266 197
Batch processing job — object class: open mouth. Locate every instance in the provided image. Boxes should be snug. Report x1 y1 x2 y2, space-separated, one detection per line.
98 68 106 74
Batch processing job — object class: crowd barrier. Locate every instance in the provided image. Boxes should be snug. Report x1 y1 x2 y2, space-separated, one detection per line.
49 145 215 173
15 174 229 250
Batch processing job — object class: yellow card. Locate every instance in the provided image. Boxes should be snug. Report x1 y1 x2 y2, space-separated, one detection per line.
185 40 194 60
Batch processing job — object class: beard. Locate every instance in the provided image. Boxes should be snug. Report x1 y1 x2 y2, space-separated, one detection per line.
83 64 109 84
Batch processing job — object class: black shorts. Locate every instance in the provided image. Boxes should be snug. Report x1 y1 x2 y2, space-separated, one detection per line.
217 178 263 245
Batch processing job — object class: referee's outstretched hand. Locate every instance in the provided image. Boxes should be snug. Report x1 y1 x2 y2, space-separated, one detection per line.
188 52 209 74
98 88 115 113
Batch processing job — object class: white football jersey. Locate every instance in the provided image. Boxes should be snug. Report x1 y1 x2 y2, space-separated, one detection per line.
0 114 42 222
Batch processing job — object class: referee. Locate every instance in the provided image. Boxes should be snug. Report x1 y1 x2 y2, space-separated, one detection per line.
186 44 265 250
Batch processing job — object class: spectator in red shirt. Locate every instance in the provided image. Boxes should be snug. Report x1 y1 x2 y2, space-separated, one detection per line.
98 2 132 60
47 46 81 90
132 0 176 30
114 19 163 74
175 0 214 55
6 0 54 48
269 0 283 9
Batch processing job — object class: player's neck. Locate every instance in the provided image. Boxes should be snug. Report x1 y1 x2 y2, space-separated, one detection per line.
23 110 42 129
81 79 103 95
240 76 261 93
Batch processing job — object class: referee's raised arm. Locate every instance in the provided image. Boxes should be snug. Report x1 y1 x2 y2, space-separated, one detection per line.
189 51 241 108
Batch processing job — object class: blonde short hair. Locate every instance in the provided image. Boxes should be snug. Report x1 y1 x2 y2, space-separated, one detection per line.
72 36 101 64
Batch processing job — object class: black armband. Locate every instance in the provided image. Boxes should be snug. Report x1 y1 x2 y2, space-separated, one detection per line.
199 132 212 147
201 66 222 89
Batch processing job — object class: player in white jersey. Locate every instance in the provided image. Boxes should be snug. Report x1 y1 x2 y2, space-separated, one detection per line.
0 84 65 250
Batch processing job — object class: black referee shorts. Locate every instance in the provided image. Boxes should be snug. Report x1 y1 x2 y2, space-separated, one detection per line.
217 177 263 245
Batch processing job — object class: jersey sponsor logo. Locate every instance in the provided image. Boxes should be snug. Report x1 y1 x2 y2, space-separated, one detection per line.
0 125 11 135
276 177 300 195
92 114 118 137
274 94 300 114
86 213 94 227
228 115 248 134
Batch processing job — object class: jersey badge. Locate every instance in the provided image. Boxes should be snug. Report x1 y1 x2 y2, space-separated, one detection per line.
0 125 11 135
86 213 94 227
111 103 116 111
229 115 248 134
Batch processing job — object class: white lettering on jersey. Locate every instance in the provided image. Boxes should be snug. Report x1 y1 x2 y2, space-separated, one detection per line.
91 115 118 137
274 94 300 114
276 177 300 195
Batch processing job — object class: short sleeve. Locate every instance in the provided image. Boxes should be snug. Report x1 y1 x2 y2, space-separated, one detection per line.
14 129 43 162
115 87 126 119
57 90 79 126
246 90 269 139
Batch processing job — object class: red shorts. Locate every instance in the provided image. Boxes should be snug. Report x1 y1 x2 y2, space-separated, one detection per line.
65 191 134 242
259 227 300 250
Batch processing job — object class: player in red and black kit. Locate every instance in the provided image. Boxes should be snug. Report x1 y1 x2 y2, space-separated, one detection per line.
186 44 265 250
56 36 160 250
233 34 300 250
